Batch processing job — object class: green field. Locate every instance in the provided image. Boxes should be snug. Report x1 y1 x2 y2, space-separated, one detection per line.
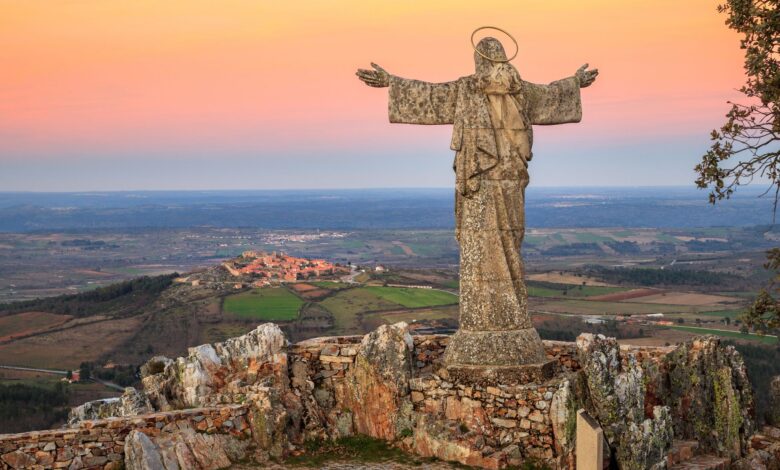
573 232 612 243
362 286 458 308
310 281 345 290
527 283 627 299
223 288 304 321
697 309 743 319
669 325 778 344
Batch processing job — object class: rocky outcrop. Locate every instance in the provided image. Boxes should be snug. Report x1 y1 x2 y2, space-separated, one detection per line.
343 322 415 440
67 387 152 425
576 333 673 470
140 323 289 410
652 336 754 459
769 375 780 426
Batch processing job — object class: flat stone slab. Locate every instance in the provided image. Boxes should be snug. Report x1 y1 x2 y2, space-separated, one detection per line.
445 358 558 385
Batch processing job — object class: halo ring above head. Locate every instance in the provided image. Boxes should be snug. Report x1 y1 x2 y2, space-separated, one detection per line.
470 26 518 63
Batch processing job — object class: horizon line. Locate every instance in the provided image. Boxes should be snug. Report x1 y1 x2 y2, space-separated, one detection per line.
0 185 740 194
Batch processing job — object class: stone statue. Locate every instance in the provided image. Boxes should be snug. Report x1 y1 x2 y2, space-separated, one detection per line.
357 33 598 380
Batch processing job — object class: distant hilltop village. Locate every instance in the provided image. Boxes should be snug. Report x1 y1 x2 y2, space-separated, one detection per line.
221 250 348 286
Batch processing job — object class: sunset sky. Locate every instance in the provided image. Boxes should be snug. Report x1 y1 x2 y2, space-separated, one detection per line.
0 0 746 191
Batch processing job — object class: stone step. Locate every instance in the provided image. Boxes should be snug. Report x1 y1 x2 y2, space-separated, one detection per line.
667 440 700 466
669 454 730 470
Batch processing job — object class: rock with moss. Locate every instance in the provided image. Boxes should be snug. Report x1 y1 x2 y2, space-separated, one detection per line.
654 336 754 458
576 333 672 469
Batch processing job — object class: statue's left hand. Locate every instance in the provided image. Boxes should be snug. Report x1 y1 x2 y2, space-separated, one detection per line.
575 64 599 88
356 63 390 88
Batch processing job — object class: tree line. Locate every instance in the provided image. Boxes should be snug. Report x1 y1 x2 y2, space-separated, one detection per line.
0 273 178 318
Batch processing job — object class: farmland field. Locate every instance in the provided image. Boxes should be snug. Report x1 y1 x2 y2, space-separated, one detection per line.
630 292 741 307
0 315 145 369
531 298 703 316
0 312 71 340
669 325 778 345
320 288 402 334
362 287 458 308
698 309 743 319
223 288 304 321
310 281 345 290
526 272 613 286
527 283 628 299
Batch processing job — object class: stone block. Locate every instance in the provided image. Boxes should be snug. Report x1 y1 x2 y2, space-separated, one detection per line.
576 409 604 470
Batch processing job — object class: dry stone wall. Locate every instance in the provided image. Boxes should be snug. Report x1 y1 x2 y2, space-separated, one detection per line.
0 405 250 470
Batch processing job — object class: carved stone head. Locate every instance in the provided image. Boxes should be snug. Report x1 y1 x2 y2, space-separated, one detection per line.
474 37 521 93
474 37 508 74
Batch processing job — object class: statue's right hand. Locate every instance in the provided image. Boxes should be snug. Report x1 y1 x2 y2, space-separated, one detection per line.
356 63 390 88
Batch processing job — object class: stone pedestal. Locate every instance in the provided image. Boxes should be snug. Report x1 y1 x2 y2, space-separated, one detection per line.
443 328 556 383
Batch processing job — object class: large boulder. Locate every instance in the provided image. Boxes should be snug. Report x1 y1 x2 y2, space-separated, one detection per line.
653 336 754 458
343 322 415 440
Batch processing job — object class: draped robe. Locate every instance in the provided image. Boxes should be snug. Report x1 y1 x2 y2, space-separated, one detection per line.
388 70 582 366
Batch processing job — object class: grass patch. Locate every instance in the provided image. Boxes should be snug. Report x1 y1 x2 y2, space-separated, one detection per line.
362 286 458 308
669 325 778 344
283 435 428 467
223 288 303 321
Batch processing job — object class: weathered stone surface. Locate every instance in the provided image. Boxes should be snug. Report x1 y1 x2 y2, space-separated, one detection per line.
125 431 165 470
445 358 557 385
412 416 504 469
344 322 414 440
652 336 754 459
125 425 249 470
67 387 152 425
141 323 289 409
1 450 36 469
577 333 672 469
549 378 576 457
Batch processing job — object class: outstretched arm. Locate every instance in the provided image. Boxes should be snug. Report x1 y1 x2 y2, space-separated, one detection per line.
356 63 458 125
523 63 598 125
